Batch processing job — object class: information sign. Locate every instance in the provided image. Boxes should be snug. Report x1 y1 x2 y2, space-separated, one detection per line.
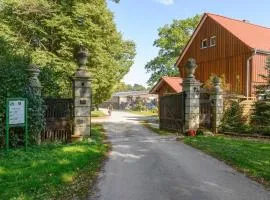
6 98 28 150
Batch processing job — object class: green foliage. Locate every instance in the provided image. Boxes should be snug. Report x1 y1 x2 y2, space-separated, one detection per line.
24 86 46 144
203 74 230 93
0 0 136 104
256 56 270 99
91 110 106 118
115 82 147 92
145 15 201 85
132 98 146 111
220 101 250 133
132 102 146 111
0 38 46 147
252 57 270 135
0 124 109 200
251 100 270 135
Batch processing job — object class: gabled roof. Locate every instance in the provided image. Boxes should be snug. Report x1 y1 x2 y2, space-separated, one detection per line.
176 13 270 66
208 13 270 51
149 77 183 94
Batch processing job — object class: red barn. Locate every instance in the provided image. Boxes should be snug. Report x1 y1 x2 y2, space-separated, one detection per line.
176 13 270 97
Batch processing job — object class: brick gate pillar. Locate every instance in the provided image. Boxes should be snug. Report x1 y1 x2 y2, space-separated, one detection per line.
210 76 224 133
183 58 201 132
72 46 92 139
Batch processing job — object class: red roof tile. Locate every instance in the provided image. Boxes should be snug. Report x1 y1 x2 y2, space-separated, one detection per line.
207 13 270 51
149 77 183 94
162 77 183 93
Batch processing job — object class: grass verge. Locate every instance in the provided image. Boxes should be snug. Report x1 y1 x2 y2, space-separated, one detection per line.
184 136 270 188
0 124 110 200
91 110 106 118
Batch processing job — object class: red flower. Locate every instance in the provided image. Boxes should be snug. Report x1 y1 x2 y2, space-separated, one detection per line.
187 129 196 137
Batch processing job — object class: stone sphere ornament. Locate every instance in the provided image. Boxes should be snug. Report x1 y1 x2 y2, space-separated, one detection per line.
185 58 197 78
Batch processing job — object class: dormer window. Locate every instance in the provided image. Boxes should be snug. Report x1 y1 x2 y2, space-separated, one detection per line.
201 38 208 49
210 36 216 47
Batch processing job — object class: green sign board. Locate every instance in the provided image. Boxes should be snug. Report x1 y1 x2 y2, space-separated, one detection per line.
6 98 28 150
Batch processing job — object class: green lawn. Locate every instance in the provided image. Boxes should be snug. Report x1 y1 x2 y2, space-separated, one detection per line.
129 110 158 117
184 136 270 187
0 124 110 200
91 110 106 117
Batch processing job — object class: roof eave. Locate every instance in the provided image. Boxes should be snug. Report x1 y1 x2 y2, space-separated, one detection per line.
149 78 164 94
175 13 208 67
254 48 270 55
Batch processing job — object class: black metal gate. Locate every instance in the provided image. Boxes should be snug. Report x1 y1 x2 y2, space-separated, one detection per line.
159 93 185 132
42 98 74 142
199 93 212 129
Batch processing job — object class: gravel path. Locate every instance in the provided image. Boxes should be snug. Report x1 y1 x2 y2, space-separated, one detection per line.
88 110 270 200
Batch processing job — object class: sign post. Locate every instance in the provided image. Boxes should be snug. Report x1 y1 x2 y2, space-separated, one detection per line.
6 98 28 151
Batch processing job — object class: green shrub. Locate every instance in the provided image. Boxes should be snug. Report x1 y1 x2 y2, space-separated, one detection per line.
132 100 146 111
196 129 204 136
220 101 250 133
251 100 270 135
0 39 45 147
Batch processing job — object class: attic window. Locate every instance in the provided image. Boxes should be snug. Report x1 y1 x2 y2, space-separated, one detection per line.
210 36 216 47
201 38 208 49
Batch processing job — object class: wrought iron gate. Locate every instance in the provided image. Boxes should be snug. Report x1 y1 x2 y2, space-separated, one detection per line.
199 93 212 129
42 98 74 142
159 93 185 132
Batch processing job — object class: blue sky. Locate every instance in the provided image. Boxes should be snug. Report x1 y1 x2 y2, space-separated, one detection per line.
108 0 270 86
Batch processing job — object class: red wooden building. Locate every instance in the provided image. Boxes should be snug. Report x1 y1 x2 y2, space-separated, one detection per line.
176 13 270 97
149 76 183 98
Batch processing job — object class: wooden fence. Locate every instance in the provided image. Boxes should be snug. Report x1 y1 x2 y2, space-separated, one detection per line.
159 93 185 132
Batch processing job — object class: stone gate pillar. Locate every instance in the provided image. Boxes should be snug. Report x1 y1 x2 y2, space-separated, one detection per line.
26 63 43 144
210 76 224 133
27 64 42 95
72 46 92 139
183 58 201 132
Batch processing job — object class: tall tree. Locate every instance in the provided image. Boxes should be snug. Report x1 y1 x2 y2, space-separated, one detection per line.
145 15 201 85
0 0 136 105
132 84 146 91
114 82 146 92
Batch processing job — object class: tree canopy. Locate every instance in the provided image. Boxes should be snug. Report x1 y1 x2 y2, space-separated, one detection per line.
0 0 136 105
115 82 147 92
145 15 201 85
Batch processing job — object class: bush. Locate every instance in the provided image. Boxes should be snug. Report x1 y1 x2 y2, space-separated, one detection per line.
132 99 146 111
220 101 250 133
0 39 45 147
251 100 270 135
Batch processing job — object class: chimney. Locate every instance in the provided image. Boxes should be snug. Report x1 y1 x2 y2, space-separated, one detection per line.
242 19 250 23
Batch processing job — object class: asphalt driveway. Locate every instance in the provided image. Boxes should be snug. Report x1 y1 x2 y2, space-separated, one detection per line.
89 111 270 200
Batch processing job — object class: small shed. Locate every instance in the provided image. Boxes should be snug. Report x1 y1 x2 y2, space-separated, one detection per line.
149 77 183 98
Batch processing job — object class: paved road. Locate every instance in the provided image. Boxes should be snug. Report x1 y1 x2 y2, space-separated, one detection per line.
89 111 270 200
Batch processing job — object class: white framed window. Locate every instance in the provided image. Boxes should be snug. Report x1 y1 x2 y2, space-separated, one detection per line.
210 36 216 47
201 38 208 49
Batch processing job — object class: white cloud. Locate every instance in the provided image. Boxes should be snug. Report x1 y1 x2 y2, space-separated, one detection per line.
157 0 175 6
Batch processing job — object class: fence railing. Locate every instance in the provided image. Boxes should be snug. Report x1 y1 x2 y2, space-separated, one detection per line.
42 98 73 142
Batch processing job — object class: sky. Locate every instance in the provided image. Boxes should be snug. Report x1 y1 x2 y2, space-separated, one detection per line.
107 0 270 86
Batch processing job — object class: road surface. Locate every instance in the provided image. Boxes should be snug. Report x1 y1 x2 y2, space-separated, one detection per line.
89 111 270 200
